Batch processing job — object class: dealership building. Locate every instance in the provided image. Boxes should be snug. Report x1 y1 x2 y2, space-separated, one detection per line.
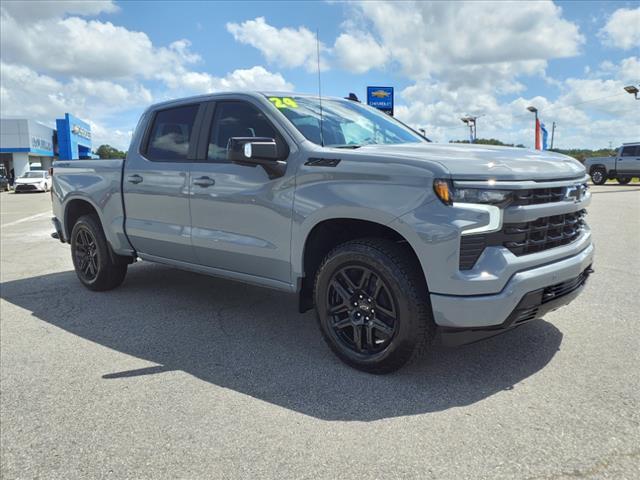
0 113 92 179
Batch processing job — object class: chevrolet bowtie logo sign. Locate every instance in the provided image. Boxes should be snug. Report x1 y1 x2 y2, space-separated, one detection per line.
367 86 394 116
370 90 391 98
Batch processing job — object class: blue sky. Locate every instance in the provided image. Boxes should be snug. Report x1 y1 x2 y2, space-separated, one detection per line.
1 1 638 149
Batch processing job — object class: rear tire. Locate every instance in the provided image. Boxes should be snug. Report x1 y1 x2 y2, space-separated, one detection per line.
70 214 128 291
590 168 607 185
617 177 631 185
314 238 434 374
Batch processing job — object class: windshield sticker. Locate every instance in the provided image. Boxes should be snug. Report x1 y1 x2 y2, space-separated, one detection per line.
269 97 298 109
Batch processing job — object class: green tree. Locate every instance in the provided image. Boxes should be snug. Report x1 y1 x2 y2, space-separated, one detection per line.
95 144 127 159
449 139 620 161
450 138 525 147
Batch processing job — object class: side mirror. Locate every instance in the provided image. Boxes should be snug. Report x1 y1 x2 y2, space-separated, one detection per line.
227 137 286 179
227 137 280 163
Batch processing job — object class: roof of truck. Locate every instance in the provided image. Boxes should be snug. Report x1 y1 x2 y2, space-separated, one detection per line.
145 91 341 112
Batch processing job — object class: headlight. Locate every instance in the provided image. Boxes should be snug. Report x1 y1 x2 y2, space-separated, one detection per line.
433 179 511 206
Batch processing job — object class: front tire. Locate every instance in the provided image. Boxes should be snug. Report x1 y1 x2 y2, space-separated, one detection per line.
590 168 607 185
617 177 631 185
314 238 434 374
70 214 128 291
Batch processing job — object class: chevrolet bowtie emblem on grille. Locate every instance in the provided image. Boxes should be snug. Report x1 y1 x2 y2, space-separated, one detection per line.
565 184 585 202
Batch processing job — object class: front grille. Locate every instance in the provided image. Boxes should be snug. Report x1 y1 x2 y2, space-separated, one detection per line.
503 210 586 256
15 184 37 191
511 187 565 206
459 209 587 269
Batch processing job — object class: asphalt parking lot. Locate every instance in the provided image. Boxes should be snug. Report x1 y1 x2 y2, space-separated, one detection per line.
1 186 639 479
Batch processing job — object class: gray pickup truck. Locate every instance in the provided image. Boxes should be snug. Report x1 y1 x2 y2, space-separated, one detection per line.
51 92 594 373
583 142 640 185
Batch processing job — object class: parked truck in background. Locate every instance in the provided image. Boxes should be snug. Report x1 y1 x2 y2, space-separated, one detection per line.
583 142 640 185
50 92 594 373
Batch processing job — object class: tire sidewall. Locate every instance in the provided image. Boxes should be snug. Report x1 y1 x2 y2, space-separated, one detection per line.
70 215 110 289
315 247 422 371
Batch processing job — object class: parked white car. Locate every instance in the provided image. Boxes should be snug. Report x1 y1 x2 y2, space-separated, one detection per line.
14 171 52 193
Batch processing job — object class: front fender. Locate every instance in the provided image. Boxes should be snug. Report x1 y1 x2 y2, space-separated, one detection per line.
290 160 438 279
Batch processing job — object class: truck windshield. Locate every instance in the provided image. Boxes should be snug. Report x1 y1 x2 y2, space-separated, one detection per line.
266 95 424 148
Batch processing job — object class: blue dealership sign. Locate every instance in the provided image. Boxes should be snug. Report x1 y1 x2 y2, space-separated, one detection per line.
56 113 92 160
366 86 394 116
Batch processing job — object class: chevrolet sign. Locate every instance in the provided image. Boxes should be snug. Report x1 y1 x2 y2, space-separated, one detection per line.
367 86 394 115
72 124 91 140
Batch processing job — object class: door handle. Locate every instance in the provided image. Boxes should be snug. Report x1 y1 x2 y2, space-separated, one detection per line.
127 174 143 184
193 176 215 187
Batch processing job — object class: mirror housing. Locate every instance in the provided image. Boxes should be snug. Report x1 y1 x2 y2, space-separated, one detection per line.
228 137 280 162
227 137 286 179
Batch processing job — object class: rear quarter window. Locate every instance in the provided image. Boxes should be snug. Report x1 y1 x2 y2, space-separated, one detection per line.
145 104 200 161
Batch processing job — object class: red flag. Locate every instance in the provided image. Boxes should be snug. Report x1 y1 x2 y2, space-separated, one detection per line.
535 118 541 150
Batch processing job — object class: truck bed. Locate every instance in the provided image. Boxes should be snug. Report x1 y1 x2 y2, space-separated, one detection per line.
51 159 132 255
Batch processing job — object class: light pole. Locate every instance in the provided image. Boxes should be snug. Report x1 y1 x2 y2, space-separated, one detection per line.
624 85 639 100
460 116 477 143
527 106 540 150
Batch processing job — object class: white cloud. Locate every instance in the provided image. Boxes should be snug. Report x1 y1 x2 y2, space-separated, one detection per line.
0 0 118 22
227 17 328 72
0 6 294 148
0 11 200 80
341 0 584 82
598 7 640 50
0 62 152 119
162 66 293 94
393 55 639 149
333 31 388 74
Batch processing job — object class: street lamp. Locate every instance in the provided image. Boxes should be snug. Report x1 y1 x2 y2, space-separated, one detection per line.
527 106 540 150
623 85 639 100
460 116 477 143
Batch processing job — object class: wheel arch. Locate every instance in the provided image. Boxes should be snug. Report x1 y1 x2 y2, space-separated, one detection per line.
587 164 607 175
296 217 426 313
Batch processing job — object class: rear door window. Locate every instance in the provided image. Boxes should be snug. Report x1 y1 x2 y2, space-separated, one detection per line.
145 104 200 161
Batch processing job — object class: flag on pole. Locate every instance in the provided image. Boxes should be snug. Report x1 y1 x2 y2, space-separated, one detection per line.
535 118 541 150
540 122 548 150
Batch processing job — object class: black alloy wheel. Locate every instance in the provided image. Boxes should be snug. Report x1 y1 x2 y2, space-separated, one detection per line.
74 226 100 283
314 238 434 373
617 177 632 185
326 265 398 354
70 214 129 291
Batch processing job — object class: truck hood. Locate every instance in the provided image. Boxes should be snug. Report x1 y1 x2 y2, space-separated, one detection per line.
352 143 585 181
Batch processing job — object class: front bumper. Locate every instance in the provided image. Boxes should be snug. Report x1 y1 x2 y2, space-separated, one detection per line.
430 241 594 331
15 183 46 192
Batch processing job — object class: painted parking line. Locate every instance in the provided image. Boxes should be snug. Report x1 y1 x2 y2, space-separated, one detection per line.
1 212 51 229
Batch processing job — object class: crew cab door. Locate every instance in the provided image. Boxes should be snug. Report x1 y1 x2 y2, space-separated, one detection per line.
616 145 640 176
188 100 294 285
123 103 205 263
